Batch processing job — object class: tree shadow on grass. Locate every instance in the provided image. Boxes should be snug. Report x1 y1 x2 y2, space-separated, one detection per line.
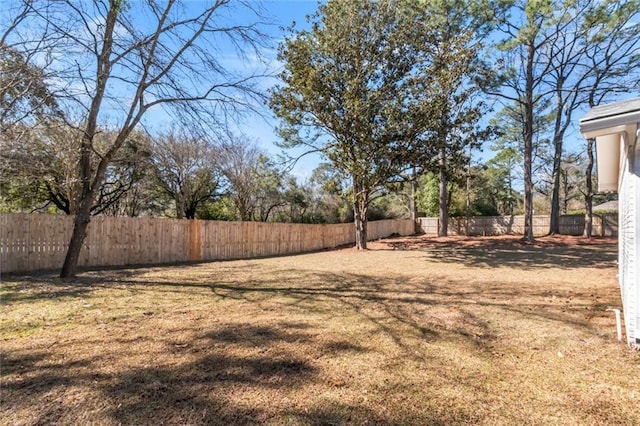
0 274 98 304
1 321 323 425
383 236 617 270
1 268 496 424
284 403 402 426
1 239 623 425
103 354 315 425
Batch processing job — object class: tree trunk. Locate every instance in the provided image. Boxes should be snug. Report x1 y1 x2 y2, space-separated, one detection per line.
185 202 197 219
465 165 471 236
409 167 419 234
438 145 448 237
507 165 514 216
353 175 368 250
561 170 569 215
523 40 535 243
549 135 563 235
60 194 94 278
409 170 417 221
354 205 368 249
584 138 594 238
60 3 119 278
175 194 185 219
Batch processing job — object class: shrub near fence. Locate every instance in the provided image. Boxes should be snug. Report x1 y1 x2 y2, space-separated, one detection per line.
417 214 618 237
0 214 415 274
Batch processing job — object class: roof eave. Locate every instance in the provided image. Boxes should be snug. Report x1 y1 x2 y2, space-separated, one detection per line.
580 110 640 139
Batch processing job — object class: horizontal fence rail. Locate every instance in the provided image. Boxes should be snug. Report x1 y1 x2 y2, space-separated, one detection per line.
0 214 415 274
417 214 618 237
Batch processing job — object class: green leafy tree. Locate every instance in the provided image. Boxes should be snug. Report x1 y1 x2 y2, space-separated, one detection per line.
252 155 287 222
488 101 550 216
271 0 437 249
411 0 502 237
493 0 556 242
484 147 522 215
308 163 351 224
218 138 265 221
0 42 61 133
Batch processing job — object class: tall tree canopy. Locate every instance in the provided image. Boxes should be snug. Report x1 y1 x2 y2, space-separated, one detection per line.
271 0 439 249
412 0 501 236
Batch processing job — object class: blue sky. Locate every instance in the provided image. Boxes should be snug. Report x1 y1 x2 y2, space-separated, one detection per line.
242 0 324 179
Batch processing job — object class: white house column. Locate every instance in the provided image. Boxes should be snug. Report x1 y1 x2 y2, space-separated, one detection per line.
595 134 622 193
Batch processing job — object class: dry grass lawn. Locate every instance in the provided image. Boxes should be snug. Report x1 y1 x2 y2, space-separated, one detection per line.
2 235 639 425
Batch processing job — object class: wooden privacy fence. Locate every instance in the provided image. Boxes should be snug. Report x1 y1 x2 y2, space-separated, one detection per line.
0 214 415 273
417 213 618 237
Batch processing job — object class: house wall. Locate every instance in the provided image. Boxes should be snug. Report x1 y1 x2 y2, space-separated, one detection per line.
618 132 640 348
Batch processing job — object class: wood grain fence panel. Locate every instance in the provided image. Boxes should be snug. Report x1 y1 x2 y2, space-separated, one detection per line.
201 220 219 260
0 213 11 272
274 223 285 254
25 214 37 270
223 222 233 259
167 220 179 263
230 222 239 258
106 217 118 266
131 216 146 265
46 215 65 270
284 224 293 254
16 214 29 271
113 217 126 266
232 221 243 258
162 219 173 263
211 221 224 260
368 219 413 240
220 221 231 259
418 214 618 237
2 215 418 273
219 221 231 259
559 215 584 236
228 221 240 259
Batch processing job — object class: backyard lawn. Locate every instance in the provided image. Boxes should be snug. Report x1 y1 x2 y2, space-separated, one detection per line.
2 235 639 425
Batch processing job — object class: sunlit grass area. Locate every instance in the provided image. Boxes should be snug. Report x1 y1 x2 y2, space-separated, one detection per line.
2 235 638 425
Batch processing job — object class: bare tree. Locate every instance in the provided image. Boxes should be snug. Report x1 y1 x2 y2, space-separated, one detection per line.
151 129 221 219
494 0 640 240
1 0 270 277
542 0 640 235
217 136 286 222
252 155 287 222
217 137 263 221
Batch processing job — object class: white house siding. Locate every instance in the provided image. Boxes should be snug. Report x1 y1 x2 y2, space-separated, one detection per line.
618 134 640 347
580 98 640 349
632 135 640 348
